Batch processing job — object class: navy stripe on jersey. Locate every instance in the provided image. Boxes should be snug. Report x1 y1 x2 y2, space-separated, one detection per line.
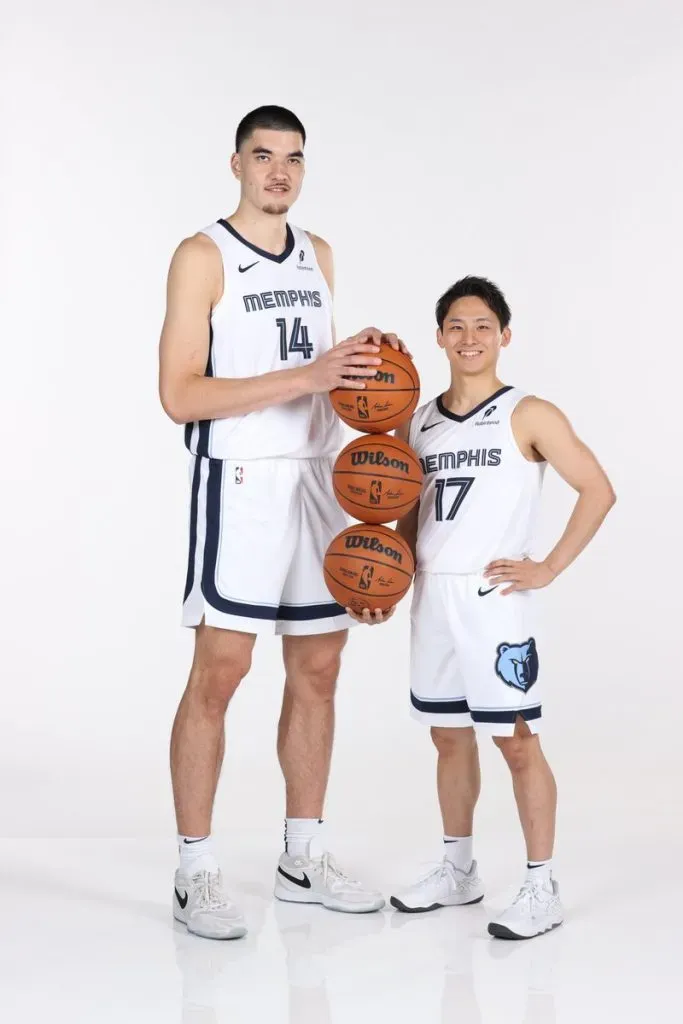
200 459 346 621
183 456 202 601
436 385 513 423
217 220 295 264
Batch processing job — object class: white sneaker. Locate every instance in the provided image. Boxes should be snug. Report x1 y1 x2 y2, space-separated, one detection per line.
173 869 247 940
488 878 564 939
390 858 484 913
274 851 385 913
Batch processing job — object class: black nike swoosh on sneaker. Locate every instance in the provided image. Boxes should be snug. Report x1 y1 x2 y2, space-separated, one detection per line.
420 422 441 432
277 866 312 889
175 887 189 909
238 261 259 273
477 585 498 596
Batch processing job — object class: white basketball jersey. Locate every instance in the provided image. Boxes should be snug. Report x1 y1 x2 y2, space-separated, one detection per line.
408 386 545 573
184 220 342 460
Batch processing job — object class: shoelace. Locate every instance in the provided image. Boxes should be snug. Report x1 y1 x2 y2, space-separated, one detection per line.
511 880 551 913
191 870 229 910
318 852 364 891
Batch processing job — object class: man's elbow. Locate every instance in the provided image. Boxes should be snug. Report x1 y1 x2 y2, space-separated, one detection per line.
159 384 190 425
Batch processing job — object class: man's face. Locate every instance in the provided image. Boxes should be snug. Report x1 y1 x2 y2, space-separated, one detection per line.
437 295 510 375
231 129 305 215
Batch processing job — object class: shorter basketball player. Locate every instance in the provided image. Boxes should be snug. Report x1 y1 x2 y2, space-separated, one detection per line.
349 276 615 939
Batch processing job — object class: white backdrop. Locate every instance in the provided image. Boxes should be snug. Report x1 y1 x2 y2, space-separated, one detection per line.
1 0 681 852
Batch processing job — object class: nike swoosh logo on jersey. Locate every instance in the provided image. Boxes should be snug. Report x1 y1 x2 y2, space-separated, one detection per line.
420 422 442 432
477 585 498 596
175 887 189 909
238 261 259 273
277 866 312 889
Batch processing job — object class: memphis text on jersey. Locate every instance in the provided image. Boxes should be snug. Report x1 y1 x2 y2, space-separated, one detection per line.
420 448 502 474
243 290 323 313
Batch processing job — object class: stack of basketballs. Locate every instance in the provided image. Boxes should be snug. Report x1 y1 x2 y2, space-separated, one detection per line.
323 343 423 616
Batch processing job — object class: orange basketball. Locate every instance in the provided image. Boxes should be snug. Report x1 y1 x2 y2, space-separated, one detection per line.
332 434 423 525
329 342 420 433
323 523 415 614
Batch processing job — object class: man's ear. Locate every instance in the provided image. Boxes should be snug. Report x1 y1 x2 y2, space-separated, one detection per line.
436 327 445 349
230 152 241 180
501 327 512 349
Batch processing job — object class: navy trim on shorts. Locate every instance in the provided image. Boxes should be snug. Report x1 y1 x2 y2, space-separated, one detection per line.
183 456 202 601
470 705 542 724
200 459 347 622
411 692 470 715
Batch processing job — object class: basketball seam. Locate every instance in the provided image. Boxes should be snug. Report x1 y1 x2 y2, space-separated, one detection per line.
323 568 412 598
323 554 415 579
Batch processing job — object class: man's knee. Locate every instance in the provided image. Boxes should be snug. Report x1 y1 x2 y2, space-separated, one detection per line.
431 726 476 756
283 632 347 701
493 732 538 774
189 628 254 711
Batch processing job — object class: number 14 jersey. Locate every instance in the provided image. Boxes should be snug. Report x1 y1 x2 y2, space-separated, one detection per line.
408 386 545 574
184 219 342 460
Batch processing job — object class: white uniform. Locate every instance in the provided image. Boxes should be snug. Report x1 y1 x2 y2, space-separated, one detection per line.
408 386 545 735
182 219 351 635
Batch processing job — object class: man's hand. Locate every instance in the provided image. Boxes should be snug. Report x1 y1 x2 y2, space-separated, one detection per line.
347 326 412 358
483 558 556 595
300 338 382 393
345 605 397 625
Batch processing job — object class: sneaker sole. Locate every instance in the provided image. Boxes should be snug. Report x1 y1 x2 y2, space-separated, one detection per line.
173 908 247 940
274 886 385 914
390 893 484 914
487 918 563 940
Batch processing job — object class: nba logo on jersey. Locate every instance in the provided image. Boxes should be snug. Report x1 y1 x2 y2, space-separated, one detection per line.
235 466 244 485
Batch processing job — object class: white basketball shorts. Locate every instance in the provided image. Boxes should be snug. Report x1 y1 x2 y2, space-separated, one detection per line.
410 571 542 736
182 456 354 636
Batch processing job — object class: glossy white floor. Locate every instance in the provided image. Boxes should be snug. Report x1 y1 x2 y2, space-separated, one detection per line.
1 834 681 1024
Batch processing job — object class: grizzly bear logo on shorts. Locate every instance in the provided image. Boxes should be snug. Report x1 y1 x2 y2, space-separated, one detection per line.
495 638 538 693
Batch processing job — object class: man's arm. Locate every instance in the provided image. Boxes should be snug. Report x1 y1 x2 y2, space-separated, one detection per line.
158 234 381 425
485 397 616 594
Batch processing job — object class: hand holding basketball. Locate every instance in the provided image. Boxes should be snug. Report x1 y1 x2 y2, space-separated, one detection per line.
345 605 397 625
301 337 382 393
345 326 412 358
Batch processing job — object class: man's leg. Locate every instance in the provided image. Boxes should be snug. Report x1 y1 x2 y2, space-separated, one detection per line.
492 716 556 863
170 624 255 940
433 726 481 838
171 625 256 836
488 716 563 939
273 629 384 912
390 726 484 912
277 630 346 820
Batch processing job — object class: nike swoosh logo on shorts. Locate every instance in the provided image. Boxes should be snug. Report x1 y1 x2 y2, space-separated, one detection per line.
277 866 312 889
420 422 441 432
477 585 498 596
238 261 259 273
175 887 189 909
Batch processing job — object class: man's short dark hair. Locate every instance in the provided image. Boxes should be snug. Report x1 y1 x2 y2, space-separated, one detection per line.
235 106 306 152
436 276 511 331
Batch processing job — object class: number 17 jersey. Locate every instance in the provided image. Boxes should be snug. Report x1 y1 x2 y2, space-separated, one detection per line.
184 219 342 460
408 386 545 574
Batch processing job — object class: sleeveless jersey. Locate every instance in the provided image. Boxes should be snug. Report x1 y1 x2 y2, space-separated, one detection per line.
408 386 545 573
184 220 342 460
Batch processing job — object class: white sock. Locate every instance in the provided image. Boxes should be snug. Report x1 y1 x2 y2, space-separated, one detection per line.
285 818 324 859
178 834 219 874
526 858 553 885
443 835 473 873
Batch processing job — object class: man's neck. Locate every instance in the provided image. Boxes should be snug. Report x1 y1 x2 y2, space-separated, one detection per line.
442 373 505 415
226 203 290 256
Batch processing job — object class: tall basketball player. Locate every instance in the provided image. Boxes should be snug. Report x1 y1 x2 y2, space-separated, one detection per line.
159 106 399 939
350 276 615 939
